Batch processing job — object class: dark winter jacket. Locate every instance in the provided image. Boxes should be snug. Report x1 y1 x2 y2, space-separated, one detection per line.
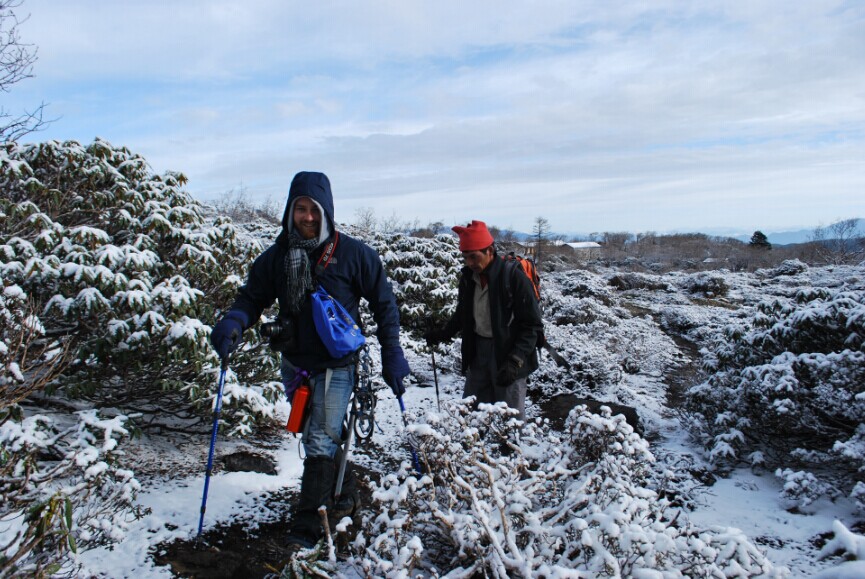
229 172 402 370
443 254 542 378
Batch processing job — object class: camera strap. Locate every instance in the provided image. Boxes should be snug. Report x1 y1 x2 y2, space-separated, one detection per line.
314 231 339 278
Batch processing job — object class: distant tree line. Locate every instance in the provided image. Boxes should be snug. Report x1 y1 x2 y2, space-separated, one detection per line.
337 206 863 273
214 196 863 273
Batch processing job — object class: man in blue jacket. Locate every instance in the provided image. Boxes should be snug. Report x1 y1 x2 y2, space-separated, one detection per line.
210 171 411 548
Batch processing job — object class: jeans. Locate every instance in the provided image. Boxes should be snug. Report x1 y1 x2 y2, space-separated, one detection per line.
282 359 355 458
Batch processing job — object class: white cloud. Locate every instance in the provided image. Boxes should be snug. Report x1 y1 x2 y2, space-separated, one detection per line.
7 0 864 233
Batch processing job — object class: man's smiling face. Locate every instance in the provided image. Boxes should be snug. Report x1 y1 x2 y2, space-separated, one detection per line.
293 196 322 240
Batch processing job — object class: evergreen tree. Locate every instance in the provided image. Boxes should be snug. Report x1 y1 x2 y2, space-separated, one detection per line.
749 230 771 250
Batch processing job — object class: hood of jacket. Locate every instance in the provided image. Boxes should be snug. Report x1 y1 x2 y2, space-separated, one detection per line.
277 171 336 246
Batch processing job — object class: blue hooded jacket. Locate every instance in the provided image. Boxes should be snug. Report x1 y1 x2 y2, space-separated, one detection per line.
229 171 404 371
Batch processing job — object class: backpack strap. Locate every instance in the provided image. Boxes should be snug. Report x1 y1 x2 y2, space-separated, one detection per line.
502 257 519 308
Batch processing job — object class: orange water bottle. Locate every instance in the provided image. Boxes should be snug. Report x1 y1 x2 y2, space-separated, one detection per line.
286 384 310 433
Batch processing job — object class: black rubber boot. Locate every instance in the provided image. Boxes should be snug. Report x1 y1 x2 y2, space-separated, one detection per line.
286 455 335 547
331 446 359 520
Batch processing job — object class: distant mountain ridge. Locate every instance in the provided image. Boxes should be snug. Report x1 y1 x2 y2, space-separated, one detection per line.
550 218 863 247
734 228 813 246
732 218 864 246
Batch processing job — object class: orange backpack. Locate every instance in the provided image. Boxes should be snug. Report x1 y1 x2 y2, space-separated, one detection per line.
503 252 541 302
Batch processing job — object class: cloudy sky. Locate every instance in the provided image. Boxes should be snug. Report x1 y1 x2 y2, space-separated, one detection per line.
4 0 864 235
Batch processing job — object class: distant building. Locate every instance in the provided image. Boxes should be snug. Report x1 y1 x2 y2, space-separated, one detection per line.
566 241 602 259
511 240 602 260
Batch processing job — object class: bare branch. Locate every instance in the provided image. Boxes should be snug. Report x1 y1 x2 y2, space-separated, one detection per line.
0 0 51 141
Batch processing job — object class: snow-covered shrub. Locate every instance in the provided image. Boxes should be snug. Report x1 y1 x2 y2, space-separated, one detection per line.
535 324 623 392
816 520 865 577
0 139 279 433
555 269 617 305
344 399 781 577
775 468 834 508
363 230 462 341
766 259 809 277
536 270 682 395
1 282 70 417
659 303 727 342
0 410 145 577
680 271 730 297
537 280 624 393
608 272 668 292
686 282 865 509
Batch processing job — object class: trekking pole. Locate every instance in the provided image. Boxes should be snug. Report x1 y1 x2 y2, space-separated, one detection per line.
334 393 358 500
397 395 423 474
336 346 373 500
197 357 229 537
430 349 441 412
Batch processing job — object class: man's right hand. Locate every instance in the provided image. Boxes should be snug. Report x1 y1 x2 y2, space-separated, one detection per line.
423 327 449 347
210 310 248 361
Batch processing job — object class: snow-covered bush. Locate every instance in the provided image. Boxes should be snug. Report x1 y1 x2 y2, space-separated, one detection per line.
0 410 145 577
363 230 462 341
680 271 730 297
763 259 809 277
0 139 280 433
536 270 682 395
687 282 865 510
1 282 70 417
608 272 668 292
815 520 865 578
535 323 624 392
343 399 781 577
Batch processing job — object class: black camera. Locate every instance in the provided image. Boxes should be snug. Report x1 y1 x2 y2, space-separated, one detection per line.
260 316 297 353
260 318 288 339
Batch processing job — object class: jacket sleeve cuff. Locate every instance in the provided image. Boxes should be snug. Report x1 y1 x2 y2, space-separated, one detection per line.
225 309 250 329
509 353 524 368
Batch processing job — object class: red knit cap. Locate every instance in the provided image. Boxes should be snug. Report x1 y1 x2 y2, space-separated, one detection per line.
452 220 494 251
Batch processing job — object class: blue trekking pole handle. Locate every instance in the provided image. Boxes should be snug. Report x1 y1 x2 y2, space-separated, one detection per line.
398 395 423 474
198 358 229 537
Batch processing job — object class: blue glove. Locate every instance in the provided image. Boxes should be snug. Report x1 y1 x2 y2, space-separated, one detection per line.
381 345 410 397
210 310 248 361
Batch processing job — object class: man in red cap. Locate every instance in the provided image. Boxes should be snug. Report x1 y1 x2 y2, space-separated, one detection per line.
424 220 542 420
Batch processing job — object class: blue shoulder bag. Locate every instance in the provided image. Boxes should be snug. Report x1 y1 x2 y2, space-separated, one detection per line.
311 285 366 358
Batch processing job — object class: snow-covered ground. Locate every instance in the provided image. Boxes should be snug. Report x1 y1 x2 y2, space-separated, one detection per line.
68 261 864 578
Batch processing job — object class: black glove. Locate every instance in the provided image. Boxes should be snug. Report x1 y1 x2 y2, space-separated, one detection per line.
423 327 449 347
496 354 524 386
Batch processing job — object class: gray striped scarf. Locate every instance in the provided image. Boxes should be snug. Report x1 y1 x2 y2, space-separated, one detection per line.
284 233 320 314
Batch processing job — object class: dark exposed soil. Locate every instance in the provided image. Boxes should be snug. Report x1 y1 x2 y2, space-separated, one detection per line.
154 518 294 578
152 467 376 578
